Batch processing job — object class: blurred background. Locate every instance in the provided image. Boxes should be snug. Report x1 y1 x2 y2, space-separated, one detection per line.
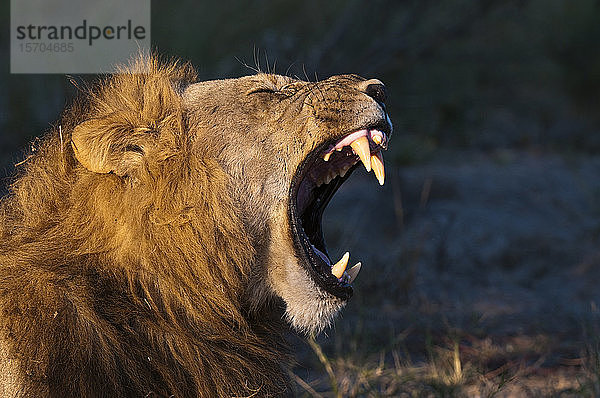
2 0 600 395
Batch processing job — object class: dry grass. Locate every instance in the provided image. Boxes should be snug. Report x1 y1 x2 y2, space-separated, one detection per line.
292 334 600 397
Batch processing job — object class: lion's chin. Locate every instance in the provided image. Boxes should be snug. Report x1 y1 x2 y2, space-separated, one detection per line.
285 293 346 336
278 247 348 335
278 257 347 335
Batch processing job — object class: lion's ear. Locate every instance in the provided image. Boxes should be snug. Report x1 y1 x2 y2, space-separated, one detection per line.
71 118 150 177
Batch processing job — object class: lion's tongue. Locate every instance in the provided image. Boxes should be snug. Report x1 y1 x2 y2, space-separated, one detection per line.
311 245 330 264
310 245 361 283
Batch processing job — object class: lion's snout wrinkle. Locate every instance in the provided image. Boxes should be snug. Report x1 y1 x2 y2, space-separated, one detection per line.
0 55 391 397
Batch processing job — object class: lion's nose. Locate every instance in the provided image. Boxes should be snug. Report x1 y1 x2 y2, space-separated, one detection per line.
358 79 387 105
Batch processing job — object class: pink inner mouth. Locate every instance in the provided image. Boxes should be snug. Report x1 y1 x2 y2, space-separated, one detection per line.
296 128 388 216
323 128 387 156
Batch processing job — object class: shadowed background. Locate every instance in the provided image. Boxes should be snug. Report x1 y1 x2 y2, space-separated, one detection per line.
2 0 600 395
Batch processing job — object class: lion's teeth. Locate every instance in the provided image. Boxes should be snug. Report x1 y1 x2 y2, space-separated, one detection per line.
347 262 362 283
371 151 385 186
328 171 337 183
323 152 332 162
340 164 352 178
331 252 349 279
350 136 371 172
371 130 384 146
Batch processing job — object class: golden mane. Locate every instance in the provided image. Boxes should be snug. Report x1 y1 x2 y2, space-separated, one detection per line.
0 57 290 397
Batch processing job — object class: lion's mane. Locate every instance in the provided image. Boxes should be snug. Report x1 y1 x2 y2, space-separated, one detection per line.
0 58 290 397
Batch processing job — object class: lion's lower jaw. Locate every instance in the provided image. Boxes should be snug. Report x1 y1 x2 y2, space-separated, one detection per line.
269 255 346 335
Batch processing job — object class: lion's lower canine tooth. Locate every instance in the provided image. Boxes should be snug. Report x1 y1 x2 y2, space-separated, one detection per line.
371 151 385 185
347 262 362 283
350 136 371 172
331 252 350 279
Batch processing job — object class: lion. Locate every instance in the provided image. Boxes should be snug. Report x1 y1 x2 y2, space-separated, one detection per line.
0 56 392 397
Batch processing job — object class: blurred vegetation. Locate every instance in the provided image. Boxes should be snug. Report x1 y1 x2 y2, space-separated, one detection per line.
2 0 600 179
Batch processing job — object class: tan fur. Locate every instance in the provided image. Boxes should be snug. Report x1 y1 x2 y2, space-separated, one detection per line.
0 333 26 397
0 56 389 397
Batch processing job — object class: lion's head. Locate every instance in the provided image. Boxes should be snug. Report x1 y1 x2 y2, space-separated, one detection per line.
185 73 391 333
69 59 392 336
0 56 392 396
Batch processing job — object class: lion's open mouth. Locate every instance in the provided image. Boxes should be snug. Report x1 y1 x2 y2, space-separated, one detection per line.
290 128 389 300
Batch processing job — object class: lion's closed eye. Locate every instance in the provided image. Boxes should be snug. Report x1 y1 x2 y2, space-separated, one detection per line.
246 86 279 95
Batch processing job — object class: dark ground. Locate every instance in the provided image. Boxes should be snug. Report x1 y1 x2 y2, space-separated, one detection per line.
292 150 600 396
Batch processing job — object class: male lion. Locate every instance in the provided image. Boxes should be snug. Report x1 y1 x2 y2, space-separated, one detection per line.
0 57 392 397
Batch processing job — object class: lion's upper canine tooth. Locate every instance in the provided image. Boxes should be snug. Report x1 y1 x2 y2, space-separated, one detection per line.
323 152 332 162
350 136 371 172
371 151 385 186
331 252 349 279
347 262 362 284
